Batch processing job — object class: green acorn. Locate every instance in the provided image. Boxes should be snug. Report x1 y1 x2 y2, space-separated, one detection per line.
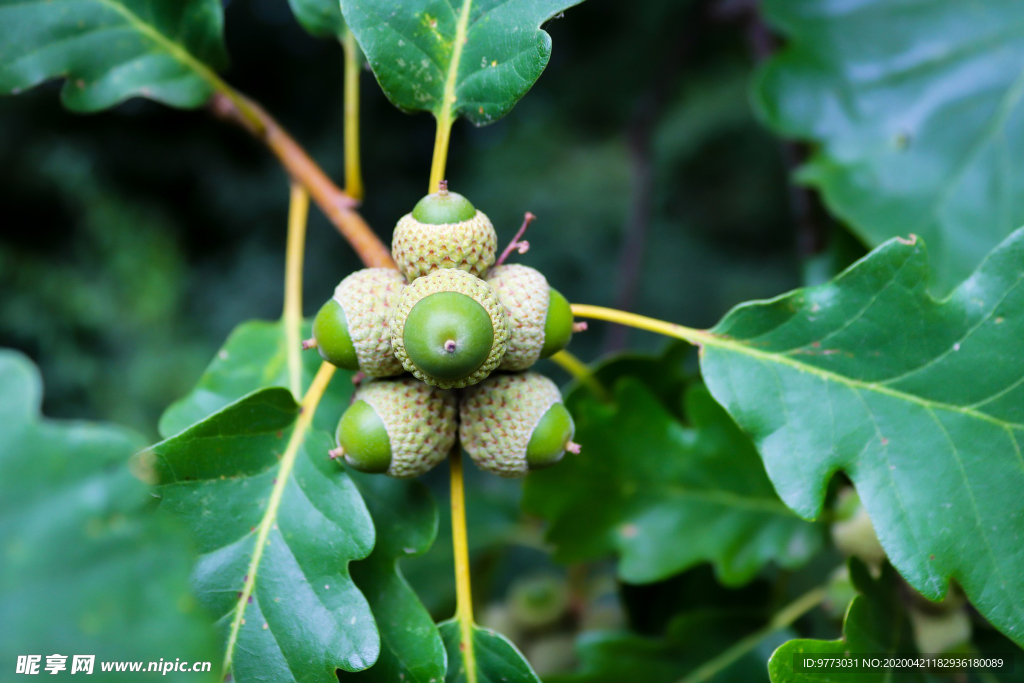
391 181 498 281
486 265 575 371
332 376 457 478
909 606 972 655
390 268 509 389
507 574 570 629
831 489 886 565
460 372 578 477
309 268 406 376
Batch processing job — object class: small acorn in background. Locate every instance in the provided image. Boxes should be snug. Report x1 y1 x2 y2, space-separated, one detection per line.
332 376 457 478
308 268 406 376
831 489 887 566
390 268 509 388
460 372 578 477
392 181 498 281
486 264 575 371
507 574 570 629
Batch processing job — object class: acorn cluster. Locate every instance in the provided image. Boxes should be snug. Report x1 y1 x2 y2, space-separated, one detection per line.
306 183 580 479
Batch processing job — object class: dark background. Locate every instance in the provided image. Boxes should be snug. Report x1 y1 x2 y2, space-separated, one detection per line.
0 0 810 439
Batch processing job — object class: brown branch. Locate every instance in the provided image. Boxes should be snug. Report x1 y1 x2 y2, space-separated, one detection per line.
494 212 535 267
604 32 687 353
604 114 655 354
716 0 830 258
208 90 396 269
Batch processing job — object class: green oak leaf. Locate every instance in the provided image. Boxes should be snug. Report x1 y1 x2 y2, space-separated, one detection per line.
287 0 346 40
549 611 787 683
159 319 348 438
0 0 227 111
150 388 379 681
768 561 922 683
159 319 446 682
753 0 1024 293
523 380 824 585
340 0 584 126
0 350 217 681
342 472 447 682
439 618 540 683
697 228 1024 646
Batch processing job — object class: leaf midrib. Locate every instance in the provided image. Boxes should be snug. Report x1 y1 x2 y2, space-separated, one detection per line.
646 482 799 516
220 406 319 678
437 0 471 124
701 329 1024 433
91 0 221 89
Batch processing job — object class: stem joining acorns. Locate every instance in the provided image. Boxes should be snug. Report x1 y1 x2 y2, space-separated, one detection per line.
305 182 583 478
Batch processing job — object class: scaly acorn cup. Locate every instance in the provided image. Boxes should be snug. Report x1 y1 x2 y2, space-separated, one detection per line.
460 372 578 477
332 376 457 478
310 268 406 376
391 182 498 281
390 268 509 389
486 264 575 371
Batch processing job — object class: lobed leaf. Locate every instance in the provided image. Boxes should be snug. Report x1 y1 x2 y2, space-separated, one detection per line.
158 319 446 682
0 0 227 111
287 0 346 40
439 618 540 683
523 378 824 585
340 0 584 126
158 320 348 438
768 561 925 683
151 388 379 681
0 350 217 681
342 473 447 682
753 0 1024 293
698 228 1024 646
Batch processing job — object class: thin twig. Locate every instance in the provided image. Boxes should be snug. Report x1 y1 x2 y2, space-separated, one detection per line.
605 117 655 353
494 212 535 267
549 350 609 402
283 184 310 397
208 90 395 269
604 30 687 353
342 29 364 201
676 587 827 683
449 448 477 675
718 0 830 258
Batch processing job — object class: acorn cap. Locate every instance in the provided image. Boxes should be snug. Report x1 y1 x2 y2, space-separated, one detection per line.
487 265 574 371
392 188 497 281
335 376 457 478
391 269 509 389
313 268 407 376
460 372 575 477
